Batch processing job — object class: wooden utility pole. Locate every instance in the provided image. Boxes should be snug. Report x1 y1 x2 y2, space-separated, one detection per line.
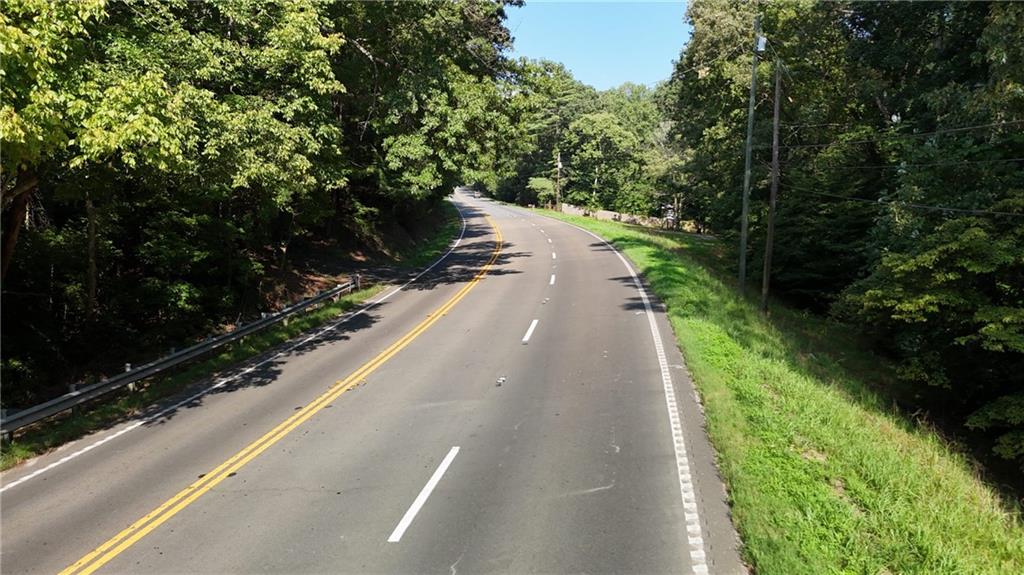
761 59 783 313
738 14 761 290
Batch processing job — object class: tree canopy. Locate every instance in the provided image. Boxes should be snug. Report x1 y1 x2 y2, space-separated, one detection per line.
1 0 525 406
659 0 1024 468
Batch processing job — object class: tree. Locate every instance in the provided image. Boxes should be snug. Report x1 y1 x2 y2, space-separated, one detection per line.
561 112 644 213
1 0 526 408
662 0 1024 467
1 0 106 278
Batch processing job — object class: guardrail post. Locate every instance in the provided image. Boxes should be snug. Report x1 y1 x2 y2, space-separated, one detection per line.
355 274 362 291
68 383 79 415
125 363 137 392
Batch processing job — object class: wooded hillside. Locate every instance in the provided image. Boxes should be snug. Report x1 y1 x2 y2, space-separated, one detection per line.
1 0 527 406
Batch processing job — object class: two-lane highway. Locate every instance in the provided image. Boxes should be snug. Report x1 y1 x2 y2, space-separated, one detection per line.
1 191 743 574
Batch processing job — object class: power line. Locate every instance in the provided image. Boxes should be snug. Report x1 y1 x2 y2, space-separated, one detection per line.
782 121 859 129
763 39 796 86
798 157 1024 171
778 120 1024 149
782 185 1024 218
675 40 750 78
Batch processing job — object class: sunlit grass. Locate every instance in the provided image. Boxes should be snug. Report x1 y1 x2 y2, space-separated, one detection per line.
537 209 1024 575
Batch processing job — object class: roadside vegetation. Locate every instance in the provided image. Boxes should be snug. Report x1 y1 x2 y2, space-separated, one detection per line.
0 284 380 471
493 1 1024 477
4 0 1022 561
0 200 460 471
2 1 523 410
538 210 1024 574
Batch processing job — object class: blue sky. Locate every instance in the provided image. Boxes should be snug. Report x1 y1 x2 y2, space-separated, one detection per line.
506 1 692 90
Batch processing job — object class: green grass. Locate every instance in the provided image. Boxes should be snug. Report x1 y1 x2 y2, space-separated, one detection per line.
1 202 462 471
535 209 1024 575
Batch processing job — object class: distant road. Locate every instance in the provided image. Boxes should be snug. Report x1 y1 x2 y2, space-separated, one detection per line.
1 190 743 574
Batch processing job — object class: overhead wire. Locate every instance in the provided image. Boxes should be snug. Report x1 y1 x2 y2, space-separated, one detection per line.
674 39 751 78
795 157 1024 171
778 120 1024 149
780 184 1024 218
763 38 796 86
735 26 1024 223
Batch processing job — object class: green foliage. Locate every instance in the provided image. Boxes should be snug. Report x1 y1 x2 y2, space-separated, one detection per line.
494 70 677 218
526 177 554 206
0 0 106 174
494 59 598 204
1 1 523 408
562 111 643 208
969 394 1024 460
662 0 1024 468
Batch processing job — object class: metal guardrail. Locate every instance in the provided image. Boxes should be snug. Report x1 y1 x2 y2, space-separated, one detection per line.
1 280 362 438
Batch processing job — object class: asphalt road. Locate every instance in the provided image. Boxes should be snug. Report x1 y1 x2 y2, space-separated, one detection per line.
1 190 744 574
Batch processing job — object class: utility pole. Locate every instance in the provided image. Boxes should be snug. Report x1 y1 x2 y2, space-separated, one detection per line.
761 59 782 313
738 14 761 290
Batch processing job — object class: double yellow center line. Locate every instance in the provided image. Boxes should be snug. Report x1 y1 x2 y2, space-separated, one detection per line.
60 215 503 575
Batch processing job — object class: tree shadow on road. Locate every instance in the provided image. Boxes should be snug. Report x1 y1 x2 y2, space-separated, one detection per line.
139 204 524 425
138 302 387 427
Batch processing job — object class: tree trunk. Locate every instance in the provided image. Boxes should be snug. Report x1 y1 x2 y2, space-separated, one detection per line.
673 193 683 231
86 188 98 317
1 167 37 280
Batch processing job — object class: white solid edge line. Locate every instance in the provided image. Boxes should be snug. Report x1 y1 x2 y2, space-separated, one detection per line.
521 319 539 344
0 199 473 494
513 206 711 575
387 446 460 542
549 274 556 286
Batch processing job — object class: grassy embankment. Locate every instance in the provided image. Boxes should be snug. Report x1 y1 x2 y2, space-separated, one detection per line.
1 202 461 471
537 209 1024 575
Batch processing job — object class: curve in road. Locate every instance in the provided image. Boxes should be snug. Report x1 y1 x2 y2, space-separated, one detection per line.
1 191 743 575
